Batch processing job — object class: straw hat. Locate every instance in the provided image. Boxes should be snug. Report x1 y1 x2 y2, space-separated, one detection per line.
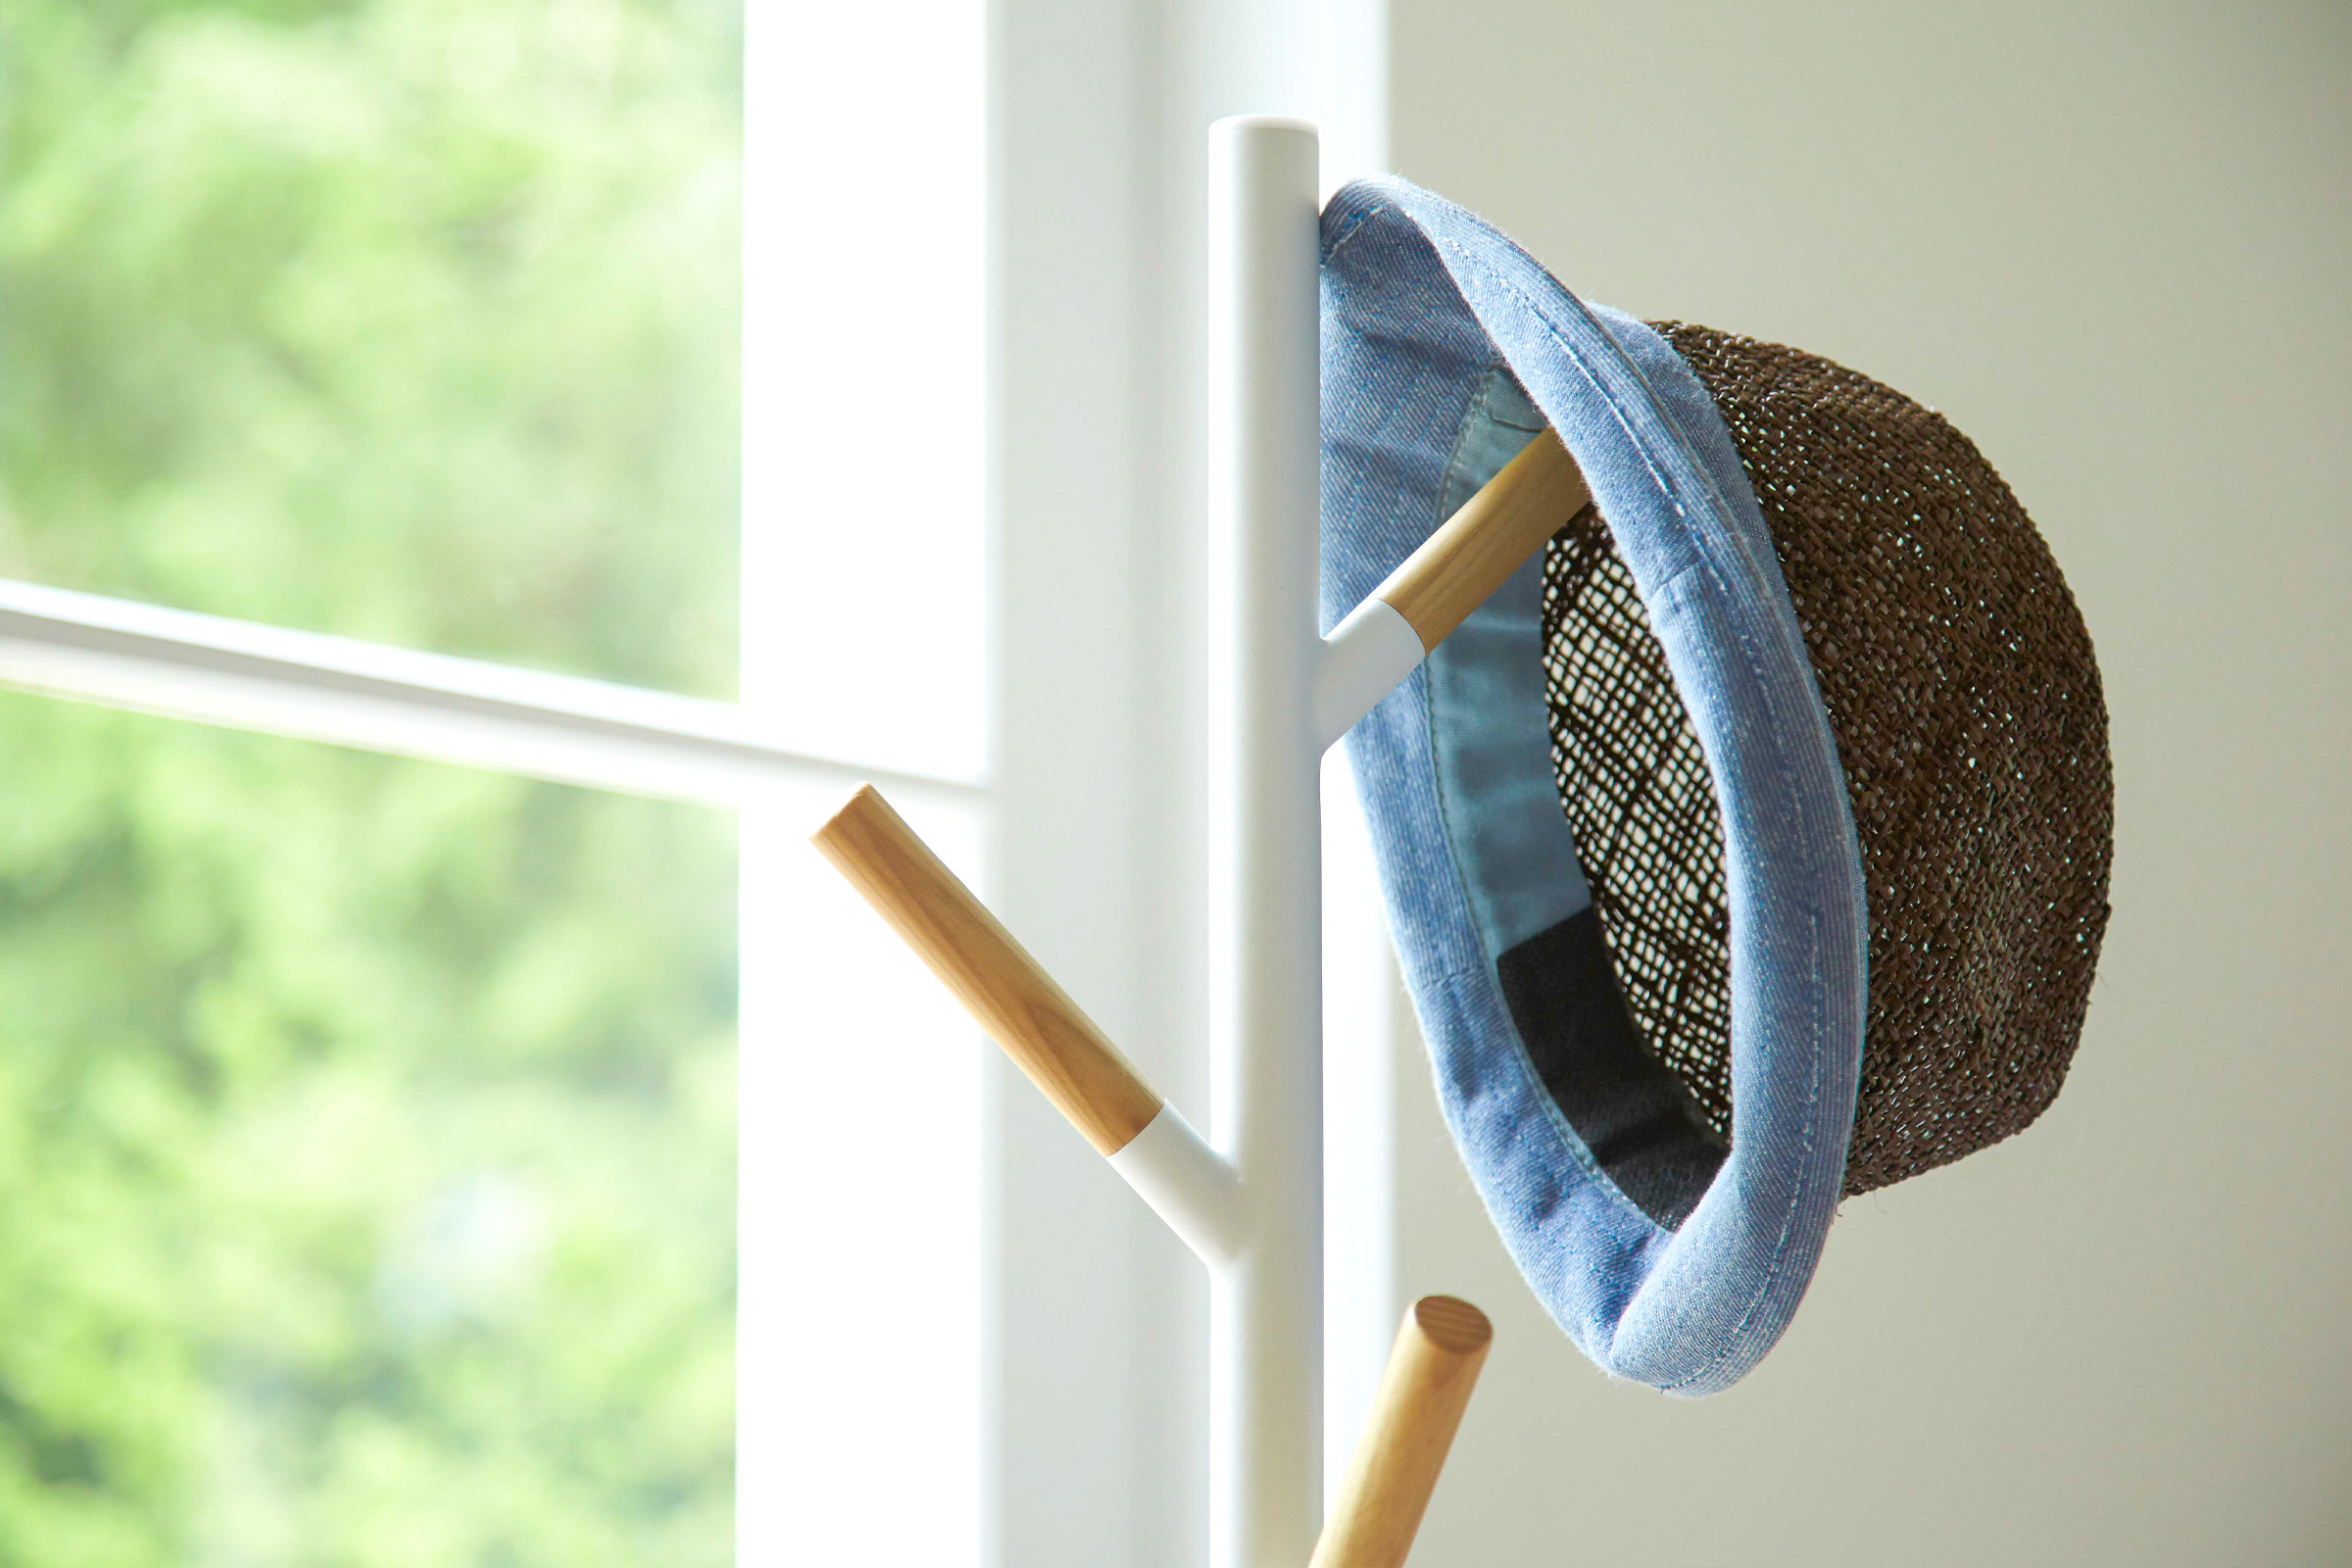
1321 177 2112 1394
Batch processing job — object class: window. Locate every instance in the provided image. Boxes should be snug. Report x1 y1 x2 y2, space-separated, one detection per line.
2 0 743 698
0 0 987 1562
0 697 737 1563
3 0 1383 1561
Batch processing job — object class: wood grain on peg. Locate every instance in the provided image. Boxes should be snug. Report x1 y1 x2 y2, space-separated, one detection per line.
1309 1296 1494 1568
810 784 1163 1154
1375 426 1592 653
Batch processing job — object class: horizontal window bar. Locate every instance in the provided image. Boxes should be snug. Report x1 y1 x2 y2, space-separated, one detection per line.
0 578 979 809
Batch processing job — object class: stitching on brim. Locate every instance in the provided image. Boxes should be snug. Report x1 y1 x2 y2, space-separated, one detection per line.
1416 368 1667 1248
1319 191 1389 265
1407 205 1857 1383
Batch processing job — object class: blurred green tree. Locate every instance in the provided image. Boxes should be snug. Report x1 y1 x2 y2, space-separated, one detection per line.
0 0 742 695
0 0 742 1562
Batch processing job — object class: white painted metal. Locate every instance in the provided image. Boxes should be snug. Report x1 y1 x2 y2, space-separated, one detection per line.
1312 597 1425 750
1317 756 1404 1516
1107 1104 1249 1268
1207 114 1325 1568
0 576 969 809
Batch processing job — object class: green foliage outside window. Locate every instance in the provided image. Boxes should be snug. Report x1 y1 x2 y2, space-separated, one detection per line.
0 0 743 1562
1 0 742 696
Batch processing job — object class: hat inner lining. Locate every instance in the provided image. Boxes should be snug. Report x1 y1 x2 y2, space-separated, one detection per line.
1428 362 1728 1232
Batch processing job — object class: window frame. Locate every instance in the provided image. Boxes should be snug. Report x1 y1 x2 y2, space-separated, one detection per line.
0 575 965 810
0 0 1390 1559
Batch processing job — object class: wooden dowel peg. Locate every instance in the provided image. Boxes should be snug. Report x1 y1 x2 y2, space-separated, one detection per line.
1309 1296 1494 1568
810 784 1164 1154
1376 426 1591 653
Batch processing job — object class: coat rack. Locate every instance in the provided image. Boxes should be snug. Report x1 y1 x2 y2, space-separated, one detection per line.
812 117 1589 1568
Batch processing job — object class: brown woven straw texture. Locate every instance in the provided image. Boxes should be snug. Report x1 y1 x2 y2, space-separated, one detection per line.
1540 322 2113 1195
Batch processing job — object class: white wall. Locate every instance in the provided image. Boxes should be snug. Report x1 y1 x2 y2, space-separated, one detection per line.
1380 4 2352 1563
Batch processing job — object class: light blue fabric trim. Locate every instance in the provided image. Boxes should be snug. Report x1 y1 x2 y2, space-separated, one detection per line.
1426 367 1592 959
1320 176 1870 1396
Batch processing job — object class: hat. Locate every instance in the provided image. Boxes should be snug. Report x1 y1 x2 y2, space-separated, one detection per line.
1321 177 2112 1395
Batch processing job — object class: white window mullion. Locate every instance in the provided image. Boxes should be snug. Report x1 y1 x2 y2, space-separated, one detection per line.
737 0 992 1563
0 576 975 810
738 790 988 1568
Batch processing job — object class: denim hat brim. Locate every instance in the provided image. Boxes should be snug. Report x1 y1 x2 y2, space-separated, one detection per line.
1320 177 1870 1395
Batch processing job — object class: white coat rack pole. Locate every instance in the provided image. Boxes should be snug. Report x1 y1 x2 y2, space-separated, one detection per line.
1206 114 1324 1568
814 112 1578 1565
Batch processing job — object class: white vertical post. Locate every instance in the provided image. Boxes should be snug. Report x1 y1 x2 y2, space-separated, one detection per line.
1207 115 1324 1568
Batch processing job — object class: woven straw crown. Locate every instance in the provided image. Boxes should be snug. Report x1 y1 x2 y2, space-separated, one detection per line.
1543 322 2114 1195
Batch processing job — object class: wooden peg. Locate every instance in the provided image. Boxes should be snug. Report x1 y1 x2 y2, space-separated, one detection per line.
810 784 1164 1154
1309 1296 1494 1568
1376 426 1591 652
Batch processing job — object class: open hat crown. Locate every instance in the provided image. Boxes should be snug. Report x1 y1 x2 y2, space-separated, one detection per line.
1547 321 2113 1197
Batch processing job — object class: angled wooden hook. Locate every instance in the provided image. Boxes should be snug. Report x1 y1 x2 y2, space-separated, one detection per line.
1311 1296 1494 1568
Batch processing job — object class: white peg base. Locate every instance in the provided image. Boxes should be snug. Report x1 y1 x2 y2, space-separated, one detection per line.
1314 596 1425 750
1108 1104 1248 1268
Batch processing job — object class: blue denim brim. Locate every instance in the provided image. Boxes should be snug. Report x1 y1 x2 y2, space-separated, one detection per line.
1320 177 1869 1395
